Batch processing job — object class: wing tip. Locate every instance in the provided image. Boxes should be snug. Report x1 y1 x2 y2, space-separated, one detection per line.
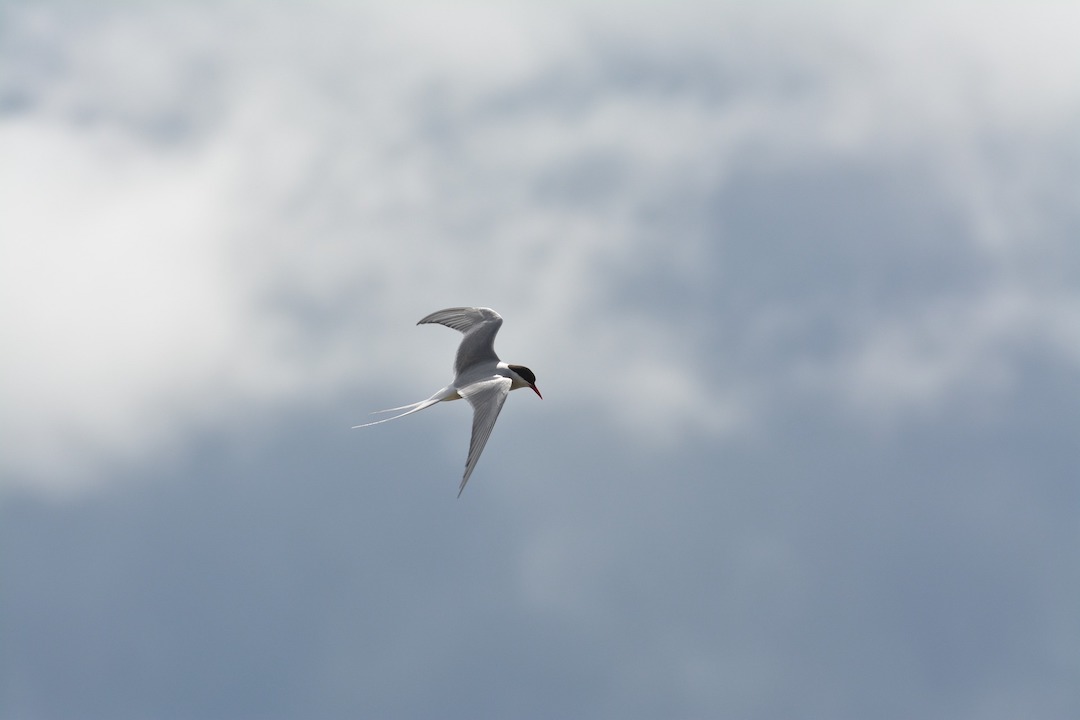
417 306 502 329
457 469 472 498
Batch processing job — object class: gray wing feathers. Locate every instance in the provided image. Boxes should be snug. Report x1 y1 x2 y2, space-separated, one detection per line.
418 307 504 375
417 307 502 333
458 377 511 497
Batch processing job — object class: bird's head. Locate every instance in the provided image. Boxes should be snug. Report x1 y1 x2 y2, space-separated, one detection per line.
508 364 542 399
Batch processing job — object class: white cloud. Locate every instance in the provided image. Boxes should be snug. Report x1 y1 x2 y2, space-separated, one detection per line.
3 1 1079 495
0 118 272 492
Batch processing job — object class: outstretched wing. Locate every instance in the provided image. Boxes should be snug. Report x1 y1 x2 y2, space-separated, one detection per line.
457 376 511 497
418 307 503 375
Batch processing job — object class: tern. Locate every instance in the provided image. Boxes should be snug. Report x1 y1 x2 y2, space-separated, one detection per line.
353 307 542 496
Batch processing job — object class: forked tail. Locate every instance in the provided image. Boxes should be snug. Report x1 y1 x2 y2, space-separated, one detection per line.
351 386 456 429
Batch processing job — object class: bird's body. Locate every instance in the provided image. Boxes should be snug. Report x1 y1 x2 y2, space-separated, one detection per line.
353 307 541 496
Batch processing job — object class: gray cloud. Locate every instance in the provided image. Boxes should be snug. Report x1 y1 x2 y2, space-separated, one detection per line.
2 2 1079 719
5 1 1080 493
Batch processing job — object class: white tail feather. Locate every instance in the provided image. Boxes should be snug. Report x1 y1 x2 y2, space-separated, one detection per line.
351 399 435 428
351 386 457 429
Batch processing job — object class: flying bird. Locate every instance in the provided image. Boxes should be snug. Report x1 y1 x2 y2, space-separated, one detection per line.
353 307 542 496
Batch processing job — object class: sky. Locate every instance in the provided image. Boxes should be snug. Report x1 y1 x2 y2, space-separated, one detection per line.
2 1 1079 718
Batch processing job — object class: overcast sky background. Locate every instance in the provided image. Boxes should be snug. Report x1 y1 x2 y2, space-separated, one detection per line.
2 1 1079 718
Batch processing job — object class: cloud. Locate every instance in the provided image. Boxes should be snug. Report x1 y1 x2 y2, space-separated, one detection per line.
3 5 1079 720
3 1 1079 496
1 118 247 486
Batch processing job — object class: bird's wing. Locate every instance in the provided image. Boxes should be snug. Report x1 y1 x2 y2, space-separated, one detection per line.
418 307 503 375
417 307 502 333
457 376 512 497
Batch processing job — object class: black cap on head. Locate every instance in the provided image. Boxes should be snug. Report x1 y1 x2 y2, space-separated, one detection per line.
508 364 536 384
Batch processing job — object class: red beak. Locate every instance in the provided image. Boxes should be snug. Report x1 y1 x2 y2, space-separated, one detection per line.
531 385 543 399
